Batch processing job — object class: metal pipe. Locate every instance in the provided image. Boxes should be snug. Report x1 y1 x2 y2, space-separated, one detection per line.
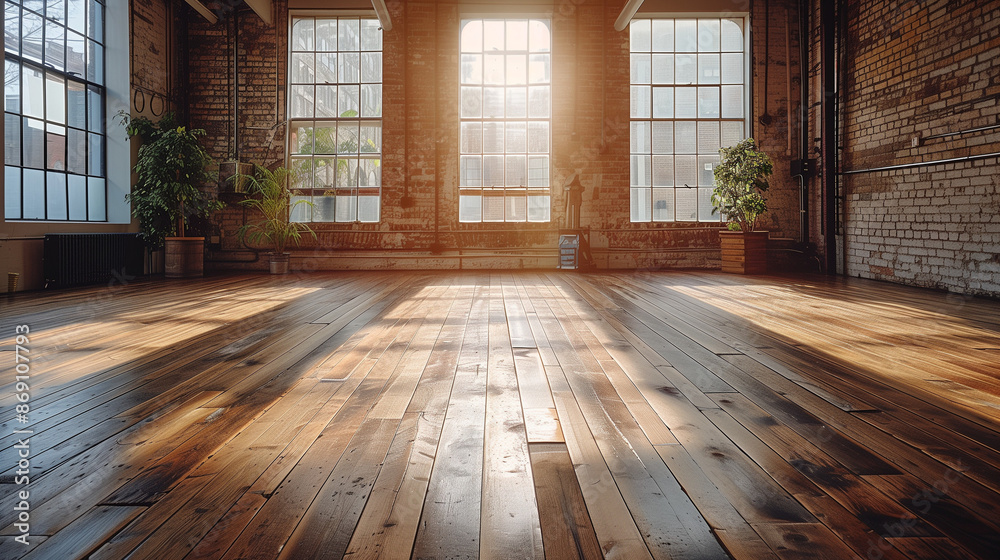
614 0 646 32
799 0 809 245
921 124 1000 141
841 151 1000 175
820 0 838 274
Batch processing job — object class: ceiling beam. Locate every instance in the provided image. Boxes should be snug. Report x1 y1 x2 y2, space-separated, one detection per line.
372 0 393 31
185 0 218 24
614 0 645 32
244 0 273 25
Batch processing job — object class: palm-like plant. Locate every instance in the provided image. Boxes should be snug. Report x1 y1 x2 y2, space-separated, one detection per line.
237 165 316 254
711 138 774 232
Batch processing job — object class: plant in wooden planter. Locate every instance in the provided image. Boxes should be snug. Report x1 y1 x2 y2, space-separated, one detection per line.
121 111 223 278
236 164 316 274
711 138 774 274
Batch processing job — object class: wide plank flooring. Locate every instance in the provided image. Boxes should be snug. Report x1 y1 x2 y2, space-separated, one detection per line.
1 270 999 559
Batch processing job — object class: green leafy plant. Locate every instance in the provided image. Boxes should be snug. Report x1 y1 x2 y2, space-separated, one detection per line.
120 111 223 248
711 137 774 233
237 164 316 254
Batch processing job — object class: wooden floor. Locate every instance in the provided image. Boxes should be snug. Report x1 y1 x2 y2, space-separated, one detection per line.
1 270 1000 560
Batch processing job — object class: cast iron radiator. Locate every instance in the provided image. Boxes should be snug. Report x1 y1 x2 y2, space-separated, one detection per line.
43 233 144 289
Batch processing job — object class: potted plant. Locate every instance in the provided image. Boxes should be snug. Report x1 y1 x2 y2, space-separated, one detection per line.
236 164 316 274
121 112 222 278
711 137 774 274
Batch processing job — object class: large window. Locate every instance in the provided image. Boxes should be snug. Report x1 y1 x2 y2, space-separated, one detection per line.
5 0 107 221
629 18 747 222
459 19 551 223
288 16 382 223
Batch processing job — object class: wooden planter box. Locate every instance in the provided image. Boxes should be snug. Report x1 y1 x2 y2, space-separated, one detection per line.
165 237 205 278
720 231 769 274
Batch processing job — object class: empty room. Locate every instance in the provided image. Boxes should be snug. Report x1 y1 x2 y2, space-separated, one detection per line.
2 0 1000 559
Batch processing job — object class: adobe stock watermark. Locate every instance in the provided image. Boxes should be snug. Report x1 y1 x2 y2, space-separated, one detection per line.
865 462 964 560
11 324 33 546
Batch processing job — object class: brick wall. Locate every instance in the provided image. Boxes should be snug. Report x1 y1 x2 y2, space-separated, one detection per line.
178 0 801 270
840 0 1000 295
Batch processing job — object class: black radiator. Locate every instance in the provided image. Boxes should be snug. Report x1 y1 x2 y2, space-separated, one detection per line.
43 233 145 289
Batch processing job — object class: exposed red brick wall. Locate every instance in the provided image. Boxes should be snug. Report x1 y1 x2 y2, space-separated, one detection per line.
180 0 802 270
839 0 1000 295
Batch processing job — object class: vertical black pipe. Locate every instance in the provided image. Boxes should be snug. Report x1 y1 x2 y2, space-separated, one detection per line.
821 0 838 274
799 0 809 245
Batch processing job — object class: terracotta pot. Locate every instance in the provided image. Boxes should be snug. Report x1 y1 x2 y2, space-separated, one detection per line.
164 237 204 278
719 230 769 274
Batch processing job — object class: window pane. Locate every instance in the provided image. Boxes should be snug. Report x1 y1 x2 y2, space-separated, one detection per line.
675 87 697 118
527 156 548 187
699 188 717 221
359 122 381 153
462 86 482 118
505 191 526 221
483 87 503 118
528 54 549 84
630 20 650 52
316 52 336 82
527 121 548 153
313 193 335 222
505 155 525 186
676 187 697 221
335 190 357 221
483 122 503 153
5 166 20 218
631 188 651 222
460 156 481 186
336 157 359 188
652 87 673 118
460 193 482 221
47 124 66 170
361 19 381 51
361 84 381 117
721 121 744 147
4 60 18 113
67 79 86 128
88 132 103 175
652 155 673 186
23 168 45 218
359 158 380 187
22 11 42 63
698 121 720 153
675 121 696 153
721 53 743 84
47 171 67 219
675 20 697 52
631 53 650 84
484 20 504 51
698 86 719 118
67 0 85 34
66 127 86 173
631 155 650 187
461 20 482 53
506 87 526 118
358 193 379 222
45 21 65 70
46 73 66 124
87 84 102 131
527 86 549 118
631 121 650 154
529 20 549 52
675 155 697 186
652 188 673 221
337 122 359 153
291 53 315 83
652 20 673 51
698 20 720 51
461 122 482 154
507 20 528 51
721 85 743 118
87 0 102 39
505 121 525 152
314 157 335 189
87 40 103 85
506 54 526 85
483 155 503 186
527 193 549 222
652 121 673 154
22 117 44 168
293 18 315 50
290 85 314 118
67 30 85 77
721 19 743 51
461 54 482 84
337 84 359 116
23 65 44 119
6 2 20 56
316 19 337 50
484 53 503 85
339 19 360 51
651 54 673 84
314 122 336 154
675 54 696 84
699 155 720 187
631 86 650 118
699 54 720 84
339 52 359 83
5 114 20 166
